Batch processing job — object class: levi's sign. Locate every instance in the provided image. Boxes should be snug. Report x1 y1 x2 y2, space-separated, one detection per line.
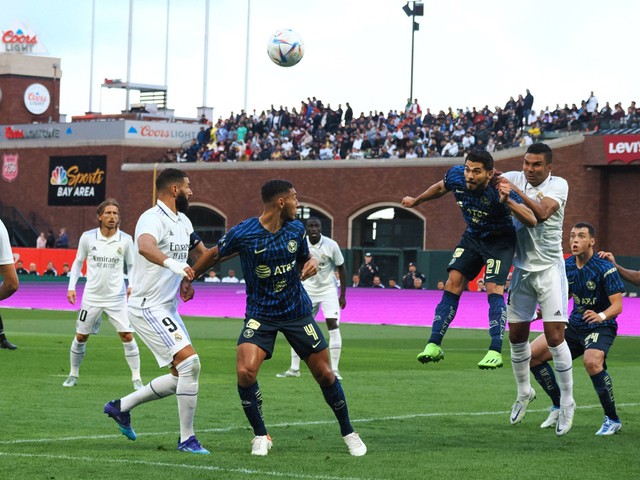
604 135 640 164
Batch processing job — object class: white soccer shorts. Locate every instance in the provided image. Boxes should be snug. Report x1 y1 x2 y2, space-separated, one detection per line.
75 302 134 335
310 291 341 323
507 261 568 323
128 304 192 367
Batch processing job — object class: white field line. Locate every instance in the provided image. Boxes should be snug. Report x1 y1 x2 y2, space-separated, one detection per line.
1 402 638 446
0 452 370 480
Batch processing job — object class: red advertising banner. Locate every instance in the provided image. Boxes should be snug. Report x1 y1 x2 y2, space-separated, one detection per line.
11 247 81 276
604 135 640 164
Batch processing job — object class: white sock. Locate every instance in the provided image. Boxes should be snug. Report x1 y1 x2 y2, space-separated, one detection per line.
549 341 574 407
176 355 201 442
70 338 86 377
290 347 301 371
510 341 532 400
122 339 141 381
329 328 342 371
120 374 178 412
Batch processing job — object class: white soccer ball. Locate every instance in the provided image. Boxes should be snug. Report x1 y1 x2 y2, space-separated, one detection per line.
267 29 304 67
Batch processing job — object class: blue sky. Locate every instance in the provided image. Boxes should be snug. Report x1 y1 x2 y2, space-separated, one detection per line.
4 0 638 120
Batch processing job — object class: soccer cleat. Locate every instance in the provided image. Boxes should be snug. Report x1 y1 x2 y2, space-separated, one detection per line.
251 434 272 456
132 379 144 391
0 338 17 350
595 415 622 436
343 432 367 456
510 388 536 425
177 435 210 454
104 400 137 441
540 406 560 428
275 368 300 378
477 350 503 370
417 343 444 364
62 375 78 387
556 401 576 436
333 370 343 381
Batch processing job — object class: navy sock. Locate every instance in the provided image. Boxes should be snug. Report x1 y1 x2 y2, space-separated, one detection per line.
238 382 267 436
428 290 460 345
321 379 353 437
487 293 506 352
590 370 618 420
531 362 561 408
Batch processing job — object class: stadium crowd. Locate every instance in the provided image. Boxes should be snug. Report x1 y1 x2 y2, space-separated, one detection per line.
162 92 639 163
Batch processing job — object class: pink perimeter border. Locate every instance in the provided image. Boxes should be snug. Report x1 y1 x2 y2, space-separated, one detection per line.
2 283 639 336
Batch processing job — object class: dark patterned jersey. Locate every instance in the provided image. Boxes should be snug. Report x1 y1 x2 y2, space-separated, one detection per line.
566 254 625 331
217 217 312 321
444 165 521 238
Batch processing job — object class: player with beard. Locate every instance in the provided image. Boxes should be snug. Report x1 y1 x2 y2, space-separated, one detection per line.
402 150 537 369
183 180 366 457
103 168 210 454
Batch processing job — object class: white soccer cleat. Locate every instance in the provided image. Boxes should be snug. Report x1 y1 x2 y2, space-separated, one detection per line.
251 434 272 456
343 432 367 456
62 375 78 387
556 401 576 436
132 379 144 391
595 415 622 436
510 388 536 425
540 406 560 428
333 370 343 381
275 368 300 378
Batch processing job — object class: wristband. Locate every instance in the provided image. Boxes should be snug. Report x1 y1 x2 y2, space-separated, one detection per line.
163 258 188 278
597 312 606 321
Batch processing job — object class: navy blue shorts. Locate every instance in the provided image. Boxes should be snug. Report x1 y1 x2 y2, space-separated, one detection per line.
448 232 515 285
565 323 617 358
237 313 328 360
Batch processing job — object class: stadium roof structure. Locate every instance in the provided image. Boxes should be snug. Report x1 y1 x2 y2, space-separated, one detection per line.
101 79 168 109
595 127 640 135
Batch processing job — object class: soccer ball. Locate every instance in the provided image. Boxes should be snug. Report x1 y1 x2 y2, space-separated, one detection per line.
267 29 304 67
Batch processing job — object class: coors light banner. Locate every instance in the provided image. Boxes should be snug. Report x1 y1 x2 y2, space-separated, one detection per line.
48 155 106 206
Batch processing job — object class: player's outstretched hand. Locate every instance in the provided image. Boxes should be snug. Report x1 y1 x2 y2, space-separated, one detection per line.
401 196 416 208
597 251 615 263
301 257 318 281
164 258 195 280
180 278 195 302
490 170 503 187
67 290 76 305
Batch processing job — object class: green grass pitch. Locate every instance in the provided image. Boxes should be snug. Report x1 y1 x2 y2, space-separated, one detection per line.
0 308 638 479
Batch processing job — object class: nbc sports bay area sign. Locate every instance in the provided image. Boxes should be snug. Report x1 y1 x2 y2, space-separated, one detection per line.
48 155 106 206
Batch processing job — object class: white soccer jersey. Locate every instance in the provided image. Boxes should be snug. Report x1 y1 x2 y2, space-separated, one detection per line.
303 234 344 297
0 220 13 265
68 228 134 307
128 200 193 309
503 171 568 272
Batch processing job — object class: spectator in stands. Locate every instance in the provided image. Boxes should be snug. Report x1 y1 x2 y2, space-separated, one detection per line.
56 228 69 248
351 273 360 287
523 89 534 125
221 269 240 283
402 262 427 289
437 280 445 290
46 230 56 248
28 262 39 275
476 279 486 292
372 275 385 288
36 232 47 248
59 263 70 277
441 138 460 157
15 260 29 275
388 277 401 289
358 253 379 288
413 277 425 290
43 261 58 276
204 270 220 283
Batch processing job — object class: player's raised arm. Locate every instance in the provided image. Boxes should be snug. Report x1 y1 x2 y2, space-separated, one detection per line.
190 245 221 279
499 179 537 227
402 180 448 208
598 251 640 286
300 255 318 281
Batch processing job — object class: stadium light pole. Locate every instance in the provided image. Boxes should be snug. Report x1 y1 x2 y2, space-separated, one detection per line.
403 2 424 103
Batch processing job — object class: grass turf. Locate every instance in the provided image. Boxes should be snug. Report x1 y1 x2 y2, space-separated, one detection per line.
0 308 638 479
